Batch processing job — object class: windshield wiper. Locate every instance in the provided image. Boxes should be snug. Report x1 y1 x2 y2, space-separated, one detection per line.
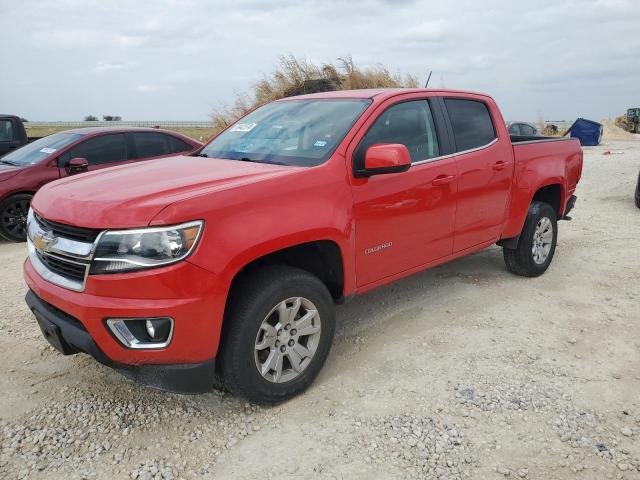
192 152 209 157
0 159 19 166
239 157 286 166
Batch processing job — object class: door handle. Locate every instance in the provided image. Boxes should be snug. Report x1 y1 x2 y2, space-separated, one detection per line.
432 174 456 186
492 161 511 171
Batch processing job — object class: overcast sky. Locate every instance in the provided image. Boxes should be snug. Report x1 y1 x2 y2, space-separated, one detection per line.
1 0 638 122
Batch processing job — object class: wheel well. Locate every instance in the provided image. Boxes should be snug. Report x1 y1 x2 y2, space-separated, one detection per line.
229 241 345 302
532 184 562 216
1 191 35 203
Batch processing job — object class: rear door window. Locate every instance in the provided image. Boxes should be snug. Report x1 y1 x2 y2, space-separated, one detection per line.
131 132 171 159
521 124 536 136
165 135 194 154
59 134 127 165
444 99 496 152
508 124 521 135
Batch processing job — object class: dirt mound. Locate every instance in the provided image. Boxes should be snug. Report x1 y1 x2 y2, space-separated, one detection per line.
600 118 635 141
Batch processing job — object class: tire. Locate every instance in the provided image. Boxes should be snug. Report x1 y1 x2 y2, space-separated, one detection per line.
503 201 558 277
635 172 640 209
0 193 32 242
219 265 335 404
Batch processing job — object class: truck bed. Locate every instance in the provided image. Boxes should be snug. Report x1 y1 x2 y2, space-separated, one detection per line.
510 134 571 144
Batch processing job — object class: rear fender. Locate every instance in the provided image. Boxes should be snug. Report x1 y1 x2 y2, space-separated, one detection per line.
501 179 565 240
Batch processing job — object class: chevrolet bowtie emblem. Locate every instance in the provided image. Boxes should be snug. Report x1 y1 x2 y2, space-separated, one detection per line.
32 231 57 252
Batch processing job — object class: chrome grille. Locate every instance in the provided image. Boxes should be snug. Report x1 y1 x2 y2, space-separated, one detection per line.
27 210 100 292
34 213 101 243
36 251 88 281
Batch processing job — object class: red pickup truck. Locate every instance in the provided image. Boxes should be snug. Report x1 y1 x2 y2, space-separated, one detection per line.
24 89 582 403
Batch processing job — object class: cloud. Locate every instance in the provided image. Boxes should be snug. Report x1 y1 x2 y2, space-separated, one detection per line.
93 61 128 73
135 84 168 93
1 0 639 121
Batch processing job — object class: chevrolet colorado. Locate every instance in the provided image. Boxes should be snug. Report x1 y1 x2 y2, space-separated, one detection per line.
24 89 583 404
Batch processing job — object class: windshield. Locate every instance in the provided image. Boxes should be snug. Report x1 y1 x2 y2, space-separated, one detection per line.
200 99 371 167
1 132 84 166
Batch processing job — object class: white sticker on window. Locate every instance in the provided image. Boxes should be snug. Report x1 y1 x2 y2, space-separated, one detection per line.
313 140 327 147
39 147 57 154
230 123 257 132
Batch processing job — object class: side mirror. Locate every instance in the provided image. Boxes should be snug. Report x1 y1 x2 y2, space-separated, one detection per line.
358 144 411 177
66 157 89 174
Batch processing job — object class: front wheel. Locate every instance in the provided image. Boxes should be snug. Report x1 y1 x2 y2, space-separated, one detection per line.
0 193 32 242
634 171 640 209
219 265 335 404
503 201 558 277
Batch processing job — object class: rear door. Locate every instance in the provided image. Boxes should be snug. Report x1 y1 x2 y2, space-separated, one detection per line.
349 96 458 287
58 133 129 176
443 97 514 252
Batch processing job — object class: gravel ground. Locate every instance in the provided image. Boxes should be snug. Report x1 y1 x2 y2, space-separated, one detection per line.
1 139 639 479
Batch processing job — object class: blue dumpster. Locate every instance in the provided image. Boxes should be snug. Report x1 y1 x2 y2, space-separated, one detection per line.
566 118 603 146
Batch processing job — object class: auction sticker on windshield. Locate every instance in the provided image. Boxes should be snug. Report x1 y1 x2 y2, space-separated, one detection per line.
230 123 257 132
39 148 57 154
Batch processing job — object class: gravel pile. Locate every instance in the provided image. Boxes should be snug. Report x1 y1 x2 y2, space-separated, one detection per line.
452 379 560 413
0 386 273 479
554 406 640 473
349 414 473 479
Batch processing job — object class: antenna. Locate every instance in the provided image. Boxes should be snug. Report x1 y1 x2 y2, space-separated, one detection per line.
424 71 433 88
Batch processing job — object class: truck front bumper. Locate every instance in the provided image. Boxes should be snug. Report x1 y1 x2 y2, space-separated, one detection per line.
24 257 227 394
26 290 216 393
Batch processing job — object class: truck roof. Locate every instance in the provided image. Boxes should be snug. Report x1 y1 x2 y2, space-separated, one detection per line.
279 88 491 101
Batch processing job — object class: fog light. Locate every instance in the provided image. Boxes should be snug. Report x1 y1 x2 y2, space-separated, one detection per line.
145 319 155 338
106 317 174 349
144 318 172 341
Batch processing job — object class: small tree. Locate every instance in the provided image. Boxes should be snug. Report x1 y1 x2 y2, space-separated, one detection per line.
211 54 418 130
84 115 98 121
103 115 113 121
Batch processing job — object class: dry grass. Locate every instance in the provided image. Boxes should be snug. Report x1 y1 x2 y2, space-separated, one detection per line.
211 55 419 130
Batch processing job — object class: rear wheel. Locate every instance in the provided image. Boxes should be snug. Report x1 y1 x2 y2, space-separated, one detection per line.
503 201 558 277
219 265 335 404
0 194 32 242
635 172 640 209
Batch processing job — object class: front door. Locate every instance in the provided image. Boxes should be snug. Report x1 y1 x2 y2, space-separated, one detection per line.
57 133 129 177
350 99 458 287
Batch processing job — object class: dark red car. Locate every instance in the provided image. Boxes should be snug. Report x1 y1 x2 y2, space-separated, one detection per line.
0 127 201 241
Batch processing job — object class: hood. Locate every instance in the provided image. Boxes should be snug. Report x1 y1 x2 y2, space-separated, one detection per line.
0 163 24 182
31 155 294 228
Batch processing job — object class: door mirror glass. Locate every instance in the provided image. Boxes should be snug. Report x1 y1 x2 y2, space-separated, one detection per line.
361 144 411 176
66 157 89 174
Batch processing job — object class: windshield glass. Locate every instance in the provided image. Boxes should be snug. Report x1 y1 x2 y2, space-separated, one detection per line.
200 99 371 167
1 132 84 166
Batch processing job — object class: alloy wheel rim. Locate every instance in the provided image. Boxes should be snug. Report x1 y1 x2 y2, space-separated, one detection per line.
2 199 30 238
254 297 321 383
532 216 553 264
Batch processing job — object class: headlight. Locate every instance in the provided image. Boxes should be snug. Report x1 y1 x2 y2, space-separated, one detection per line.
90 220 203 274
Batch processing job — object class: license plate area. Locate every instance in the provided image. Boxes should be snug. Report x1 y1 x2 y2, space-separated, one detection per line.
33 310 79 355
